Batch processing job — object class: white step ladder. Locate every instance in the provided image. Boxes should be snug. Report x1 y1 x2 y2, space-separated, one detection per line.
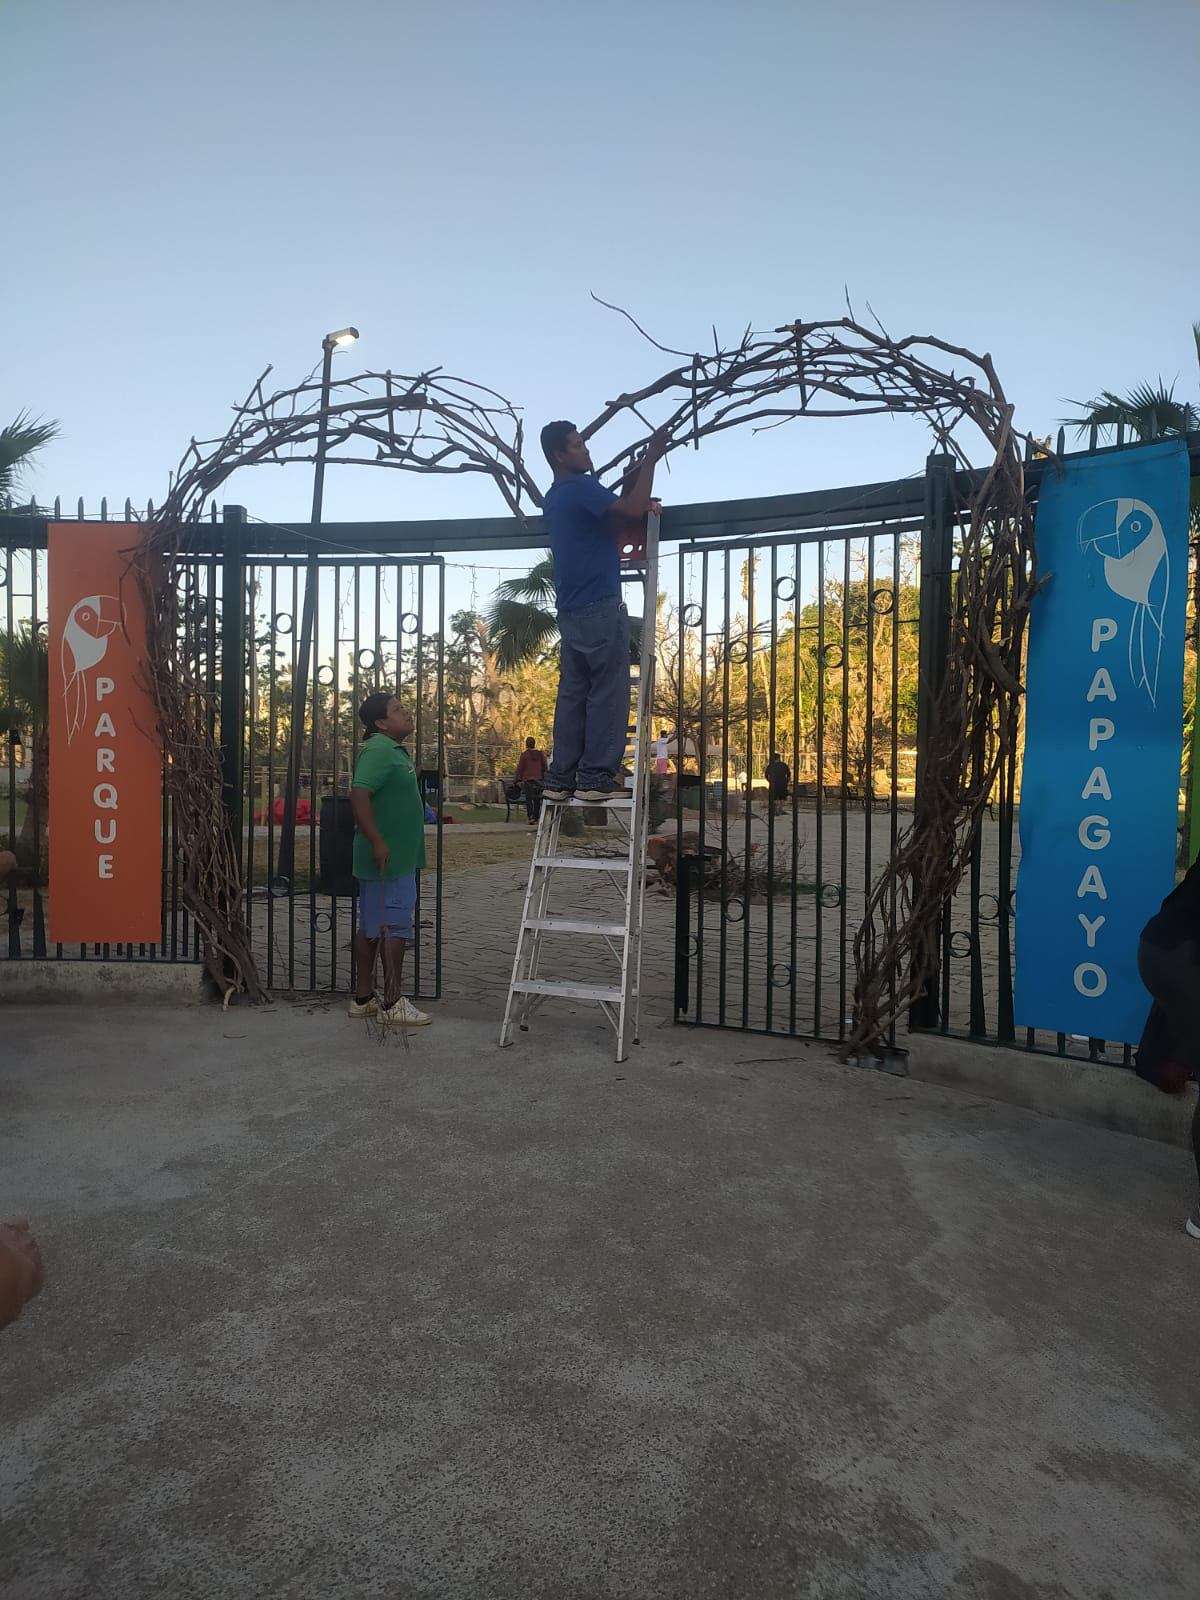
499 511 661 1063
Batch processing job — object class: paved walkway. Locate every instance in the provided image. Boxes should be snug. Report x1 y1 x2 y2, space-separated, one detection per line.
1 1001 1196 1597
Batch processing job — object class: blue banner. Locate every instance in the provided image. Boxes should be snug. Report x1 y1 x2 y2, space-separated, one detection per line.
1014 438 1190 1043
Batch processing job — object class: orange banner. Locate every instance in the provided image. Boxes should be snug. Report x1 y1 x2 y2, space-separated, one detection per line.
48 524 163 944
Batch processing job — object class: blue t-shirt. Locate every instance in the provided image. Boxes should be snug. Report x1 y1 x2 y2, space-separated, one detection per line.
543 472 619 614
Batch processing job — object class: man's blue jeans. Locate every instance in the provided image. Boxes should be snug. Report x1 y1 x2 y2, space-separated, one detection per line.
545 598 630 792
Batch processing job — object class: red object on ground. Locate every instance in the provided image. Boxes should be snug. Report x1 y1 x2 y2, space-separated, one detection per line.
253 797 313 825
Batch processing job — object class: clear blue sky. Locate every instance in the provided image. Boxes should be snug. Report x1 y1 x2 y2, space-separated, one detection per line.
6 0 1198 576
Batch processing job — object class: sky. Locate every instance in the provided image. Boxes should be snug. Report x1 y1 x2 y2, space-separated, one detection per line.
5 0 1198 611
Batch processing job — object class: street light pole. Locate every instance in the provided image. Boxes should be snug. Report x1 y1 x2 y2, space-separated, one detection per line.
277 327 359 890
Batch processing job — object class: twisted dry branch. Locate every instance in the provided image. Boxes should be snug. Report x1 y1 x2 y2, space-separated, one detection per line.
133 316 1040 1027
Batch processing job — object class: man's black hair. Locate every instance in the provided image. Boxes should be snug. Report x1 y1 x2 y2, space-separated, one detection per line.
359 691 393 733
525 736 536 748
540 419 576 469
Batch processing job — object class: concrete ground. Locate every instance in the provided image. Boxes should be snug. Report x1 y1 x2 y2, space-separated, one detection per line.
1 997 1197 1600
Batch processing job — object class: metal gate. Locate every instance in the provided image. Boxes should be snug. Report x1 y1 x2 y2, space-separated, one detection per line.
667 495 922 1045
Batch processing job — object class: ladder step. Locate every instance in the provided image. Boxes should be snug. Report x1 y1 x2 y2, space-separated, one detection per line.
524 917 627 936
532 856 633 872
555 796 633 808
510 978 624 1002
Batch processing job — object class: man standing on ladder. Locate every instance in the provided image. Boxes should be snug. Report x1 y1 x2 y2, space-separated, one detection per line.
538 421 666 805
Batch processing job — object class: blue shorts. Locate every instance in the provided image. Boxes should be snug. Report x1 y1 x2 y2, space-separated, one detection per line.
356 874 417 940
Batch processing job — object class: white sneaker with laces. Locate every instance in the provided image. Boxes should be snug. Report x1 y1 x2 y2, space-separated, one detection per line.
379 996 432 1028
348 995 379 1019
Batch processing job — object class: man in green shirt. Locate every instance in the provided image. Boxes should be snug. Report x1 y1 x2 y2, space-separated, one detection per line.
349 692 431 1027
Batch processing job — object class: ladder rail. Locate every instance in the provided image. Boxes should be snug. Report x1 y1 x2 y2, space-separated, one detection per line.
618 510 659 1058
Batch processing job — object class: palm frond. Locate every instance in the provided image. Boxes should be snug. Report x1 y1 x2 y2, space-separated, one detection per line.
490 552 556 608
1062 382 1193 439
486 599 559 673
0 412 61 502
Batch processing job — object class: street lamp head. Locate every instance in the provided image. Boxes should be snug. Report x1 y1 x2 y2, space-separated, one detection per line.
323 327 359 350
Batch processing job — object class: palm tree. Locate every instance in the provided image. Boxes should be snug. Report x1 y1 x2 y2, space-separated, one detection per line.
1 413 59 864
486 552 558 671
484 550 645 673
0 624 49 854
1064 323 1199 530
0 412 61 510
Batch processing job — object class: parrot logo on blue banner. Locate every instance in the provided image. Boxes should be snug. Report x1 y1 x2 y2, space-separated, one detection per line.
1076 496 1169 707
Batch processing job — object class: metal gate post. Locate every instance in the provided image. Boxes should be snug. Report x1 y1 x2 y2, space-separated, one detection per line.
219 504 247 882
909 452 955 1029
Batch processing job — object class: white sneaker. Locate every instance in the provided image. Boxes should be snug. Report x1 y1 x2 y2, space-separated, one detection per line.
348 995 379 1019
379 996 432 1028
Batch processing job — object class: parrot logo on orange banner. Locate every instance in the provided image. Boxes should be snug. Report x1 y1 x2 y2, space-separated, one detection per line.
61 594 123 742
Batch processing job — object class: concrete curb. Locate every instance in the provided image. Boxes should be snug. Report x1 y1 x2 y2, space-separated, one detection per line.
903 1032 1195 1151
0 961 206 1006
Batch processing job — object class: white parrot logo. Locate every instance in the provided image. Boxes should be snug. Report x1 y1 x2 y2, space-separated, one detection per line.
1076 497 1168 707
62 594 123 742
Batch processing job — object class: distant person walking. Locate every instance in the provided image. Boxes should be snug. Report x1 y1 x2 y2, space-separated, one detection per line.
1134 853 1200 1236
765 752 790 818
349 692 431 1028
538 420 666 805
515 736 548 824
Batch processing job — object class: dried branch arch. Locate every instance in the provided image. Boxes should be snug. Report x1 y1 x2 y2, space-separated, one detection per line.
133 311 1039 1048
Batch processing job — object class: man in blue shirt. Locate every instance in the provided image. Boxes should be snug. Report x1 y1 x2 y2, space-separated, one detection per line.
538 421 665 803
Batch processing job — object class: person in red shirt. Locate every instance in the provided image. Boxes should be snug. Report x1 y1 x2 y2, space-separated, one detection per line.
514 736 548 823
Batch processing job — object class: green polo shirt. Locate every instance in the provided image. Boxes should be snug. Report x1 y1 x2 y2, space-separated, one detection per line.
351 735 427 881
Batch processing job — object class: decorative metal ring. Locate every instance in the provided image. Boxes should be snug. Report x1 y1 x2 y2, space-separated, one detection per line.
687 934 699 956
681 602 703 628
723 897 745 924
773 576 797 603
819 883 842 909
770 962 793 988
725 639 749 665
273 612 294 636
950 930 974 959
821 644 843 670
356 648 376 671
870 588 895 616
399 612 419 635
317 664 335 686
269 875 291 897
312 911 333 933
977 893 999 922
0 569 7 589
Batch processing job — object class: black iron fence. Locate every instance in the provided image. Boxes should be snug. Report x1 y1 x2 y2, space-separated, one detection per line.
4 436 1197 1058
668 478 924 1044
1 504 445 996
670 437 1200 1065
